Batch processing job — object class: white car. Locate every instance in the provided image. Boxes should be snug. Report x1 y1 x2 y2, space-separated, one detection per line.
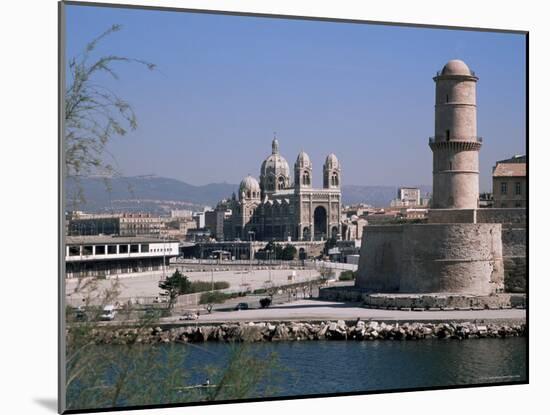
100 305 117 321
180 312 199 320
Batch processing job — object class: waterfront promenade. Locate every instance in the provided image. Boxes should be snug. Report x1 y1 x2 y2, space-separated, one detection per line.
167 299 526 324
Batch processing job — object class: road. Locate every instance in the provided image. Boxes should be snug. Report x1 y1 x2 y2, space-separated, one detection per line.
65 268 323 303
165 299 527 323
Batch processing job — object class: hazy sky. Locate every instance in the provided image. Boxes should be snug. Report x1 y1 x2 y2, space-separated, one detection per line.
65 4 526 192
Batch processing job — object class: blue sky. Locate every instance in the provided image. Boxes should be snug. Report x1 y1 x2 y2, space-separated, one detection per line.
65 4 526 192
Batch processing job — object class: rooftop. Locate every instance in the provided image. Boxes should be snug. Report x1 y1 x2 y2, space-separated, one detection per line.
66 235 179 245
493 163 527 177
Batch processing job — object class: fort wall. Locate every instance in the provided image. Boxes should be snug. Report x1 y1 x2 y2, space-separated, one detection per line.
356 223 504 295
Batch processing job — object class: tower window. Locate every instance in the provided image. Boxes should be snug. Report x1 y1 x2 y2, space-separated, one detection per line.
449 161 452 170
446 130 450 141
446 94 449 103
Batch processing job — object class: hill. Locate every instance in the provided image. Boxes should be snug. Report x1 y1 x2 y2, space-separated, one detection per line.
65 176 431 214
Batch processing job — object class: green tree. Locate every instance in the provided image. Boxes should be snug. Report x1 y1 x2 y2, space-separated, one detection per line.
65 24 155 205
158 270 191 309
281 244 297 260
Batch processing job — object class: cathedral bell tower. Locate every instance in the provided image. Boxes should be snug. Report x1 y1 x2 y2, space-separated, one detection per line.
294 151 312 190
323 153 341 189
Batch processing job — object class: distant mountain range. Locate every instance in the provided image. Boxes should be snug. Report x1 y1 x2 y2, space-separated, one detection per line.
66 176 431 214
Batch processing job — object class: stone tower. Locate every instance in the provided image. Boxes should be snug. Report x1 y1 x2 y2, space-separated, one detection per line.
430 59 481 209
294 151 312 189
323 153 341 189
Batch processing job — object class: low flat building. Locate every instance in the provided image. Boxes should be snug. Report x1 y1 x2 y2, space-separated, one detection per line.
65 235 179 279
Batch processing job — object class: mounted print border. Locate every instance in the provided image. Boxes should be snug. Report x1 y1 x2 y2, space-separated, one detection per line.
59 1 528 413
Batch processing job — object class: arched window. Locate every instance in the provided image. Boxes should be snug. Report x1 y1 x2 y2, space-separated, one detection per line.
303 172 310 186
278 176 285 189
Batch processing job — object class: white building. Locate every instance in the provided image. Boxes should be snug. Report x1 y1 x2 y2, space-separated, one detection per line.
65 235 179 278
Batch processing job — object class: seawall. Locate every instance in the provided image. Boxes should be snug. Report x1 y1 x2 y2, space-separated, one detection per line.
81 320 526 344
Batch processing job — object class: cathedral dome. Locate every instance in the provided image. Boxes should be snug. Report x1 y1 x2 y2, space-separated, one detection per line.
260 138 290 191
295 151 312 168
239 175 260 199
261 154 290 177
324 153 340 170
441 59 472 76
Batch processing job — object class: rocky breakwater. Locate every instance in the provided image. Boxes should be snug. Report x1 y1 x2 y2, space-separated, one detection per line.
84 320 526 345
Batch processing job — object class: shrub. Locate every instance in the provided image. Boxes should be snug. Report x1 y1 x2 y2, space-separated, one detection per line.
339 270 357 281
188 281 230 293
199 291 230 305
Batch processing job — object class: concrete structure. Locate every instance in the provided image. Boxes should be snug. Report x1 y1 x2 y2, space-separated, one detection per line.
205 207 230 240
220 138 342 242
390 187 428 207
492 155 527 208
430 60 481 209
341 215 368 241
355 59 524 300
65 235 179 279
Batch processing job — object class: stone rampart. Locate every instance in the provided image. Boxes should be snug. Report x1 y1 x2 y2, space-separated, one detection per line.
476 208 526 225
427 209 476 223
356 225 403 292
356 223 504 295
425 208 526 293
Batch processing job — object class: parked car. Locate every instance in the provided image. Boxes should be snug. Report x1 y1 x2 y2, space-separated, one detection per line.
100 305 117 321
153 295 168 304
234 302 249 311
180 312 199 320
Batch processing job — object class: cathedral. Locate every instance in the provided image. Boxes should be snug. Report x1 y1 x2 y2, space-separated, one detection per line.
221 138 342 242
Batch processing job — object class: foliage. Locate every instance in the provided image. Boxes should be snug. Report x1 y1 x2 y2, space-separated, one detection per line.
280 244 297 260
199 291 230 305
158 270 191 309
203 345 281 401
256 242 297 260
259 297 272 308
338 270 357 281
188 280 230 293
66 277 280 410
64 24 155 205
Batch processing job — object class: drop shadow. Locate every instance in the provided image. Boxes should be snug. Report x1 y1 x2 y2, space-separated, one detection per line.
34 398 57 413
